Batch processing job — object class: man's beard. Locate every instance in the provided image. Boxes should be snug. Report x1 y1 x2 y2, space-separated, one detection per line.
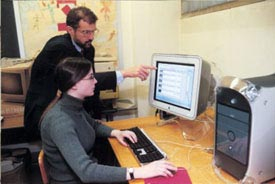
75 39 92 49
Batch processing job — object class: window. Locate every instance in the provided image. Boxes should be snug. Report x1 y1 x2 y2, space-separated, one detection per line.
182 0 265 18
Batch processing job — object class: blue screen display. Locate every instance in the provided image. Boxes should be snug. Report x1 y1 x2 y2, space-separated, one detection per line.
154 61 195 110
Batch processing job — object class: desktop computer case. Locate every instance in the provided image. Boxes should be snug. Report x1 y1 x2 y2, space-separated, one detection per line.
214 74 275 183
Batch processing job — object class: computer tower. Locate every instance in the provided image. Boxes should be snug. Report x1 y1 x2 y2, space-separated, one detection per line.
214 73 275 183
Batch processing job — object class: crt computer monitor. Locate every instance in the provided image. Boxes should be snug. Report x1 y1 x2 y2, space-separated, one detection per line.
149 53 211 120
1 61 32 103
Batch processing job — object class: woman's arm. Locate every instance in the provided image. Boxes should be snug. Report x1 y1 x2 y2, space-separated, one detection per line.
49 117 127 183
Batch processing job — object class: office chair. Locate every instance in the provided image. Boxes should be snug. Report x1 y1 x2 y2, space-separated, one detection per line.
38 150 49 184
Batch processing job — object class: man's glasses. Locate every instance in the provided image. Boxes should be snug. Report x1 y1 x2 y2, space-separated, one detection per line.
77 29 98 36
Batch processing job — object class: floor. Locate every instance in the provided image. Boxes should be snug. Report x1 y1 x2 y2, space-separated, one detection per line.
1 152 43 184
1 139 120 184
1 142 43 184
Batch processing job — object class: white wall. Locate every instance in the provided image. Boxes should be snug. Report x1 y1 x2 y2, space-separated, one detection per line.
180 0 275 80
117 1 180 118
117 0 275 119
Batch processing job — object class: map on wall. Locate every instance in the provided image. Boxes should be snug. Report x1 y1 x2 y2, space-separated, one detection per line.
17 0 117 59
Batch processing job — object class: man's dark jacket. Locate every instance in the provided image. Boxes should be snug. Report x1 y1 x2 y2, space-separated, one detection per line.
24 33 116 141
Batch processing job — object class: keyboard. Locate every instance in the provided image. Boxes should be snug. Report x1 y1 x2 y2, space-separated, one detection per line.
125 127 167 165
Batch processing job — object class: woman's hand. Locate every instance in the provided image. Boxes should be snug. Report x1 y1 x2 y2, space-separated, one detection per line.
111 129 137 147
129 160 177 179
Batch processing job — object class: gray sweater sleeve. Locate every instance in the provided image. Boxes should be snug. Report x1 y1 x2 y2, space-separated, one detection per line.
49 115 127 183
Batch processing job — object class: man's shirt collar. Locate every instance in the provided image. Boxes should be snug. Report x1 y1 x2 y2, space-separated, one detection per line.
71 38 82 53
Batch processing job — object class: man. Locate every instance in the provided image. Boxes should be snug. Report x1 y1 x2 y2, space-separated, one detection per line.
24 6 155 141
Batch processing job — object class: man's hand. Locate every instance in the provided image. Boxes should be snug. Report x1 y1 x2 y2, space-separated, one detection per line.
121 65 156 81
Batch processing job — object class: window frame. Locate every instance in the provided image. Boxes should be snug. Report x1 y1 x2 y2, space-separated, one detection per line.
181 0 265 18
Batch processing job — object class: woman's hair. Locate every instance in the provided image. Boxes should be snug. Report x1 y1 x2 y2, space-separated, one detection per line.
39 57 92 126
55 57 92 93
66 6 98 29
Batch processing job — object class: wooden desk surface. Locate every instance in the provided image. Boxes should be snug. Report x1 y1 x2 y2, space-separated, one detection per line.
106 109 238 184
1 101 24 129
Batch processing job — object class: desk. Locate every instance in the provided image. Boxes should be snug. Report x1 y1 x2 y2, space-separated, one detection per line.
1 102 26 145
106 109 238 184
1 101 24 129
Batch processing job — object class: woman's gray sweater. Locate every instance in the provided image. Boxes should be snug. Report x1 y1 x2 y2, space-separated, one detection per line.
40 93 127 183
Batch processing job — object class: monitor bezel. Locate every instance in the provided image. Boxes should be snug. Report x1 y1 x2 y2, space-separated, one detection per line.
149 54 203 120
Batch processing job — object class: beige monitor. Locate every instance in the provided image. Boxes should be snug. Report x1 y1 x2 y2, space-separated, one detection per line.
1 60 33 103
94 57 119 100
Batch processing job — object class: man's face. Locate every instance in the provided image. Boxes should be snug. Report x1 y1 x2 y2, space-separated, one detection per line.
68 19 97 49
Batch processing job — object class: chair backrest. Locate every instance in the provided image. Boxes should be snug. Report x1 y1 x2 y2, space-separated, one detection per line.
38 150 49 184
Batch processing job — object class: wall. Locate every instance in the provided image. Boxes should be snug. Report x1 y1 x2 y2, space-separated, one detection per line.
119 0 275 118
180 0 275 81
117 1 180 118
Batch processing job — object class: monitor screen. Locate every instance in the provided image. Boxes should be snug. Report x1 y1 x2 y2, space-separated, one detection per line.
149 54 211 120
154 62 195 110
1 72 24 95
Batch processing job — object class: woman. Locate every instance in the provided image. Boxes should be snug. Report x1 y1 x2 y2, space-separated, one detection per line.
40 57 177 184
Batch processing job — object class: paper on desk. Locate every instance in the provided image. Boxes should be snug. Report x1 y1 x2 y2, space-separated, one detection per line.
116 99 135 109
144 167 192 184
